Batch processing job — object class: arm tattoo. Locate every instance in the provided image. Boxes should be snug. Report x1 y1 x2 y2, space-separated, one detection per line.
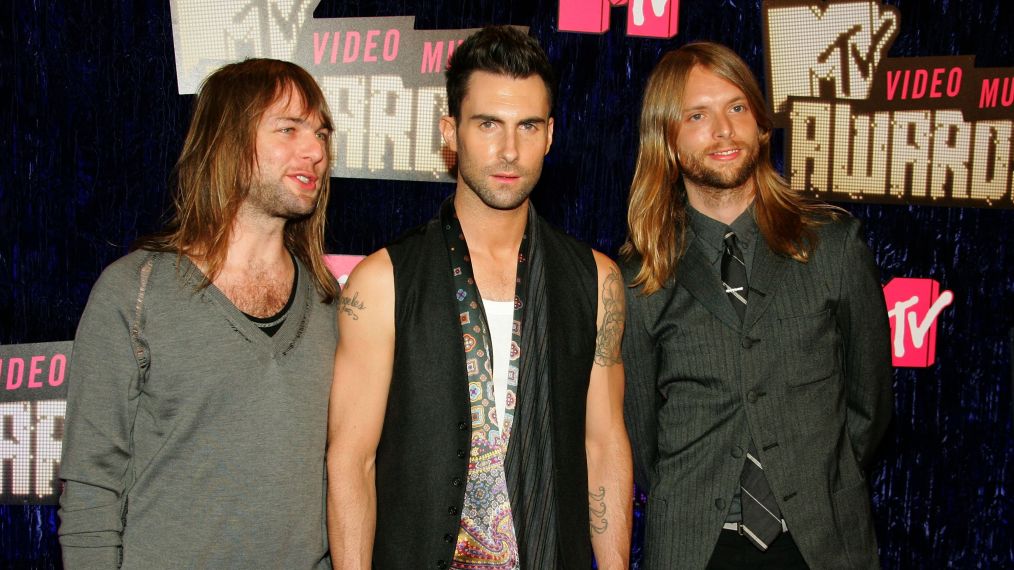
593 266 624 366
589 486 609 535
338 291 366 320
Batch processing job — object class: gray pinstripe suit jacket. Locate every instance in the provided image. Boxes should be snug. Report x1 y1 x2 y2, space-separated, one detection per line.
623 216 893 569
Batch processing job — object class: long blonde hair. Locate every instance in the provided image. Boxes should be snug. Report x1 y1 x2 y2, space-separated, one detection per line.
135 59 338 302
621 42 841 295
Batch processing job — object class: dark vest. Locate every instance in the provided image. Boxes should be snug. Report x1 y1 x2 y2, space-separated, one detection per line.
375 214 598 570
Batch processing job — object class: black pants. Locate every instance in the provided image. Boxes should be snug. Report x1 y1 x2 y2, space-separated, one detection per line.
706 530 809 569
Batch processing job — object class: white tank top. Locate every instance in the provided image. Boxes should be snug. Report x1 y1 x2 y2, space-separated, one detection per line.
482 299 514 432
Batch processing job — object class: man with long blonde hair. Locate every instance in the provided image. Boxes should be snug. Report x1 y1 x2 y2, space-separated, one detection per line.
621 42 892 569
59 59 339 568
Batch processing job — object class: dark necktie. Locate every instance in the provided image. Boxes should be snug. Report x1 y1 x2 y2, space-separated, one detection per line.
740 441 783 550
723 229 784 550
721 230 748 321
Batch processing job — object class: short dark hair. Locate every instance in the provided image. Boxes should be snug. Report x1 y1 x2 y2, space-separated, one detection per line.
445 25 556 120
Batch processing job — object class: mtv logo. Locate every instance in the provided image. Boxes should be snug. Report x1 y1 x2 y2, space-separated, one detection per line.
558 0 679 39
883 277 953 368
764 0 899 117
323 254 365 287
170 0 316 94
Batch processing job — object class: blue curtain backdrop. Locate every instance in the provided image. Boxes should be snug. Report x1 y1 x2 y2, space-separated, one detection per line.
2 0 1012 567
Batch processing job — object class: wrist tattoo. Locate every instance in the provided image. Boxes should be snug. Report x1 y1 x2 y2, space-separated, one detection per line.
589 485 608 535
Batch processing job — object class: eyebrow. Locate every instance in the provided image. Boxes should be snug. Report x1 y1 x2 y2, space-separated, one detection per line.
270 116 329 130
468 113 547 125
683 96 749 113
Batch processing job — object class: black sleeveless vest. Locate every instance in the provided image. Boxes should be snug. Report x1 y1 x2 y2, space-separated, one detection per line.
374 214 598 570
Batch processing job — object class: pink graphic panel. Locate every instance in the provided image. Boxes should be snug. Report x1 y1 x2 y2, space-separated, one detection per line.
883 277 954 368
558 0 612 34
558 0 679 38
324 254 365 287
625 0 679 38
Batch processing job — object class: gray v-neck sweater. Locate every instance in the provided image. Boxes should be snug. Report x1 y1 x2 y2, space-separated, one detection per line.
59 250 338 568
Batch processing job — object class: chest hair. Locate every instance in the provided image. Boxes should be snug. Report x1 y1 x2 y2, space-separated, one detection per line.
471 256 518 303
217 266 293 317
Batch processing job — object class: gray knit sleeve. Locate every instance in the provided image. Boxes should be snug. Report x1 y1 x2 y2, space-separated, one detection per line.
59 253 151 569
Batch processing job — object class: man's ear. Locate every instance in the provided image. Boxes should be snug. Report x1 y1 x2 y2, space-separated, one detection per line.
440 115 458 153
545 116 554 156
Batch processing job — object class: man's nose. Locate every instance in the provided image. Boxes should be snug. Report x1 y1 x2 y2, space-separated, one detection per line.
714 114 734 139
499 130 519 163
301 131 326 163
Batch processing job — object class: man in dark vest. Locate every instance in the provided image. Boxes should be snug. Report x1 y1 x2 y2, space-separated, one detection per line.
326 26 632 570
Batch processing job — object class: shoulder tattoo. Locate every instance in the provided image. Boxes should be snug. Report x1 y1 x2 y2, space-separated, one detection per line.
338 290 366 320
593 265 624 367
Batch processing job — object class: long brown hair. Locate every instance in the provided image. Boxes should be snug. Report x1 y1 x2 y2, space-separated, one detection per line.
621 42 841 295
135 58 338 303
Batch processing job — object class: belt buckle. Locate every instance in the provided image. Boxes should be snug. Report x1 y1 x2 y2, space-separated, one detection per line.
737 522 745 536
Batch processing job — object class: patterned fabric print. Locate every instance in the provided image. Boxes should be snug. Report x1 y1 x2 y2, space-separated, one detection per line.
442 202 529 570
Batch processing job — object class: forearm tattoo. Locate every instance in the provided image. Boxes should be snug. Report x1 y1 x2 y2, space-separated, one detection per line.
589 486 609 535
594 266 624 366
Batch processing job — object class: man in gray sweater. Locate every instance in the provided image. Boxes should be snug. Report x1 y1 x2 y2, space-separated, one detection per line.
58 59 340 568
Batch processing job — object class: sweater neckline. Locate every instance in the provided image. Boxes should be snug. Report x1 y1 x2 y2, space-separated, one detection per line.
179 254 310 357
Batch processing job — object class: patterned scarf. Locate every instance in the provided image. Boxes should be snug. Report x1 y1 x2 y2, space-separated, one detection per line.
440 199 561 568
443 200 528 569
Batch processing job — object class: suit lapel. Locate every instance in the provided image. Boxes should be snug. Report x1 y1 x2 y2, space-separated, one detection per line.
744 237 789 330
675 236 743 332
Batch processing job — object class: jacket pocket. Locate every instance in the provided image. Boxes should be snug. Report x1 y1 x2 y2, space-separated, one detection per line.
778 309 838 386
831 479 881 569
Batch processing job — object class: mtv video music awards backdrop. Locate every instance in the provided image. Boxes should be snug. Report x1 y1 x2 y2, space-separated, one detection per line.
2 0 1011 567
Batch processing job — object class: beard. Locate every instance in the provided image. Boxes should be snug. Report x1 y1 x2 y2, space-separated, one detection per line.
457 159 541 211
679 141 760 192
244 178 318 221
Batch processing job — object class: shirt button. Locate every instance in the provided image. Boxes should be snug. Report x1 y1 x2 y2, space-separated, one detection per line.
457 421 467 431
452 477 463 487
456 449 466 459
741 337 755 349
747 391 759 403
715 498 726 510
443 533 454 543
732 446 744 458
447 506 459 516
437 561 448 569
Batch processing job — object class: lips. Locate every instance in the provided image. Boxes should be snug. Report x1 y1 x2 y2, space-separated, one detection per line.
708 148 741 160
491 172 521 183
289 173 318 190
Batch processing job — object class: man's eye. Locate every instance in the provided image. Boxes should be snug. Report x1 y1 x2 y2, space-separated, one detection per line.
732 104 746 113
279 127 294 133
688 113 703 122
316 131 330 141
480 121 495 129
